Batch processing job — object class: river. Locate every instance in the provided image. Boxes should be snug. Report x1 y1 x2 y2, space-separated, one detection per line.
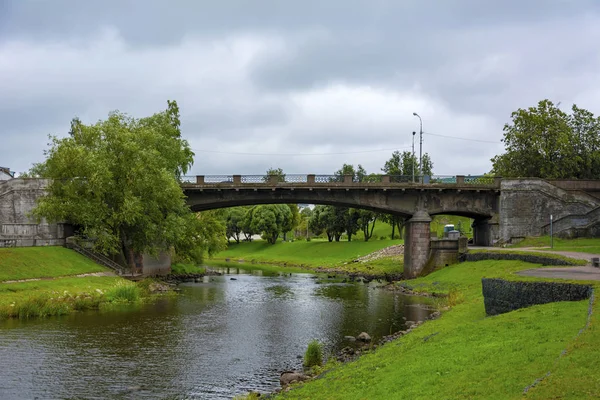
0 264 434 399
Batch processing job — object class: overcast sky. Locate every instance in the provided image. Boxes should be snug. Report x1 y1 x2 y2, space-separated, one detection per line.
2 0 600 176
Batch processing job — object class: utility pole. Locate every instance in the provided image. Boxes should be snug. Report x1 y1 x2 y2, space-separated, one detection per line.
413 112 423 182
412 131 416 183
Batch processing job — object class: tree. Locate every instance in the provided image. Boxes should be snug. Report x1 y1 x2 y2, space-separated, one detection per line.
250 204 293 244
379 213 406 239
224 207 245 243
282 204 300 241
356 209 378 241
334 163 367 182
30 101 225 266
491 100 600 179
382 150 433 179
241 206 257 241
264 167 286 182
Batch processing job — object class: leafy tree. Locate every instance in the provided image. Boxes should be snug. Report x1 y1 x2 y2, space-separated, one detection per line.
282 204 300 240
334 163 367 182
491 100 600 179
356 209 378 242
379 213 406 239
382 150 433 178
224 207 245 243
250 204 293 244
30 101 221 266
264 167 286 182
241 206 257 241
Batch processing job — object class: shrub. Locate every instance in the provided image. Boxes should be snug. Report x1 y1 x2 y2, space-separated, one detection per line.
303 339 323 368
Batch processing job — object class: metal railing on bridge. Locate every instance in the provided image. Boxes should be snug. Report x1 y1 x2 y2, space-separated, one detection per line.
180 174 500 186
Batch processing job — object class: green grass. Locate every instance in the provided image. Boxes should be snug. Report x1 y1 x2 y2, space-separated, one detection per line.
214 239 403 274
277 260 599 399
304 339 324 368
0 247 106 281
171 263 207 275
509 236 600 254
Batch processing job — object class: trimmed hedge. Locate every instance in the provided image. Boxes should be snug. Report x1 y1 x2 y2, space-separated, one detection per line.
482 278 593 316
462 252 579 266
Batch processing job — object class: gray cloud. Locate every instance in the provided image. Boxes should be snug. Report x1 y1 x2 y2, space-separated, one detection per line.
1 0 600 178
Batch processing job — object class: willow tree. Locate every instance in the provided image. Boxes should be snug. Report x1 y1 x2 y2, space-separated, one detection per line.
31 101 224 266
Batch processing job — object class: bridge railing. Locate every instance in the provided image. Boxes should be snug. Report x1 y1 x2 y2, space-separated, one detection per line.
181 174 501 187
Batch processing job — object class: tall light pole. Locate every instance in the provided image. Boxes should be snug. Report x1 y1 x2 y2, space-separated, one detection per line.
412 112 423 181
412 131 416 183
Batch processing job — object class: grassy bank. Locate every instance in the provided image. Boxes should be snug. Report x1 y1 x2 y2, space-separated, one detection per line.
509 236 600 254
0 247 106 281
0 247 154 319
276 259 599 399
214 239 404 275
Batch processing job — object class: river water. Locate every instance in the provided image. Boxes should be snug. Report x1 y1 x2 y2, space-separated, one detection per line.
0 265 434 399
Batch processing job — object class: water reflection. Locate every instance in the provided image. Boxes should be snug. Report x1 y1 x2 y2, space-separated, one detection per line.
0 265 434 399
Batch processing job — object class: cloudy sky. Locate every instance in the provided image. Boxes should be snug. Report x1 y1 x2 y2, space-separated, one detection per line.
2 0 600 177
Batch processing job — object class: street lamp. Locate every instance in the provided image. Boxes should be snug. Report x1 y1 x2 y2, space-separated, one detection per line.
412 112 423 181
412 131 416 183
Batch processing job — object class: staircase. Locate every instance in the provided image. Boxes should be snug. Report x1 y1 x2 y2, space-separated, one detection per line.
65 240 129 276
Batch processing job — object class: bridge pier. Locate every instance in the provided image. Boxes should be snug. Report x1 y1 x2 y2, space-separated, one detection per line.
404 210 432 279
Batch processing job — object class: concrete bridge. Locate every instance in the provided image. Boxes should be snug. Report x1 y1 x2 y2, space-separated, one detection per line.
3 175 600 278
181 174 600 278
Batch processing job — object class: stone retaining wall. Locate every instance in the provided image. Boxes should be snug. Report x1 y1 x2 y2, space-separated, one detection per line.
481 278 593 315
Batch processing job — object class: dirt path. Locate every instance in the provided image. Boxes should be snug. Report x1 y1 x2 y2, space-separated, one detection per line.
469 246 600 281
2 271 116 284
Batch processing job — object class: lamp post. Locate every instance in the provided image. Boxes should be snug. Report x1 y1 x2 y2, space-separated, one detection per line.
550 214 553 249
412 112 423 182
412 131 416 183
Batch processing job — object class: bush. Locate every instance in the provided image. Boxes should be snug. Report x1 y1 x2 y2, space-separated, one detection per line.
304 339 324 368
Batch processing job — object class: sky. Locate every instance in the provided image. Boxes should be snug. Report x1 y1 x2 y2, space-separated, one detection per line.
1 0 600 177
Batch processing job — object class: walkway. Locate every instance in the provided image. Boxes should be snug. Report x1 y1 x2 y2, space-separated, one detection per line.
469 246 600 281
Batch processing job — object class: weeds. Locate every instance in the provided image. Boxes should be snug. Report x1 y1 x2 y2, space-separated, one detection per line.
105 281 141 303
304 339 324 368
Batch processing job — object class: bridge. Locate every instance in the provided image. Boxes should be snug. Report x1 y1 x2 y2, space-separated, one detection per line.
2 176 600 278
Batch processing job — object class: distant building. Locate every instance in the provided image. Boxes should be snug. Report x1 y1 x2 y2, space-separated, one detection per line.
0 166 14 181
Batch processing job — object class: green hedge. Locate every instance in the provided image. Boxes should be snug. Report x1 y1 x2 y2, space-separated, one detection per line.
481 278 593 316
462 251 581 266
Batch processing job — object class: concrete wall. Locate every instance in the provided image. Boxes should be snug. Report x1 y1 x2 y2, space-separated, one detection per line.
0 179 69 247
499 179 600 243
141 252 172 275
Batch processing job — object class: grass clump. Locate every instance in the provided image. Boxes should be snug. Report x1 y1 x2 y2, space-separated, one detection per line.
303 339 324 368
171 263 206 275
105 281 141 303
233 392 261 400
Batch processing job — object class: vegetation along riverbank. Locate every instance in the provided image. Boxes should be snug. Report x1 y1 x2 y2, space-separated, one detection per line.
269 257 599 399
0 247 170 319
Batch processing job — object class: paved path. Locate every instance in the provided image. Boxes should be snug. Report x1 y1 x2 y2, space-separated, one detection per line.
469 246 600 281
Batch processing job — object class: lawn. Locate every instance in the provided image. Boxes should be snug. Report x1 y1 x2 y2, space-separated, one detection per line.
276 259 599 399
0 247 106 281
509 236 600 254
214 239 403 273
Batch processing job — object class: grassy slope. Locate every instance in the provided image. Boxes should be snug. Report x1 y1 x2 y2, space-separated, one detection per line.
0 247 146 319
277 260 599 400
509 236 600 254
214 239 403 274
0 247 106 281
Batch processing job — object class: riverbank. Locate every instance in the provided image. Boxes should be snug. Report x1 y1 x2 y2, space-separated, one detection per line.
273 258 599 399
0 247 163 319
213 239 404 276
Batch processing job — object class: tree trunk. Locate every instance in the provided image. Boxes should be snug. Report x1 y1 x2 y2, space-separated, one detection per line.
391 223 396 239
